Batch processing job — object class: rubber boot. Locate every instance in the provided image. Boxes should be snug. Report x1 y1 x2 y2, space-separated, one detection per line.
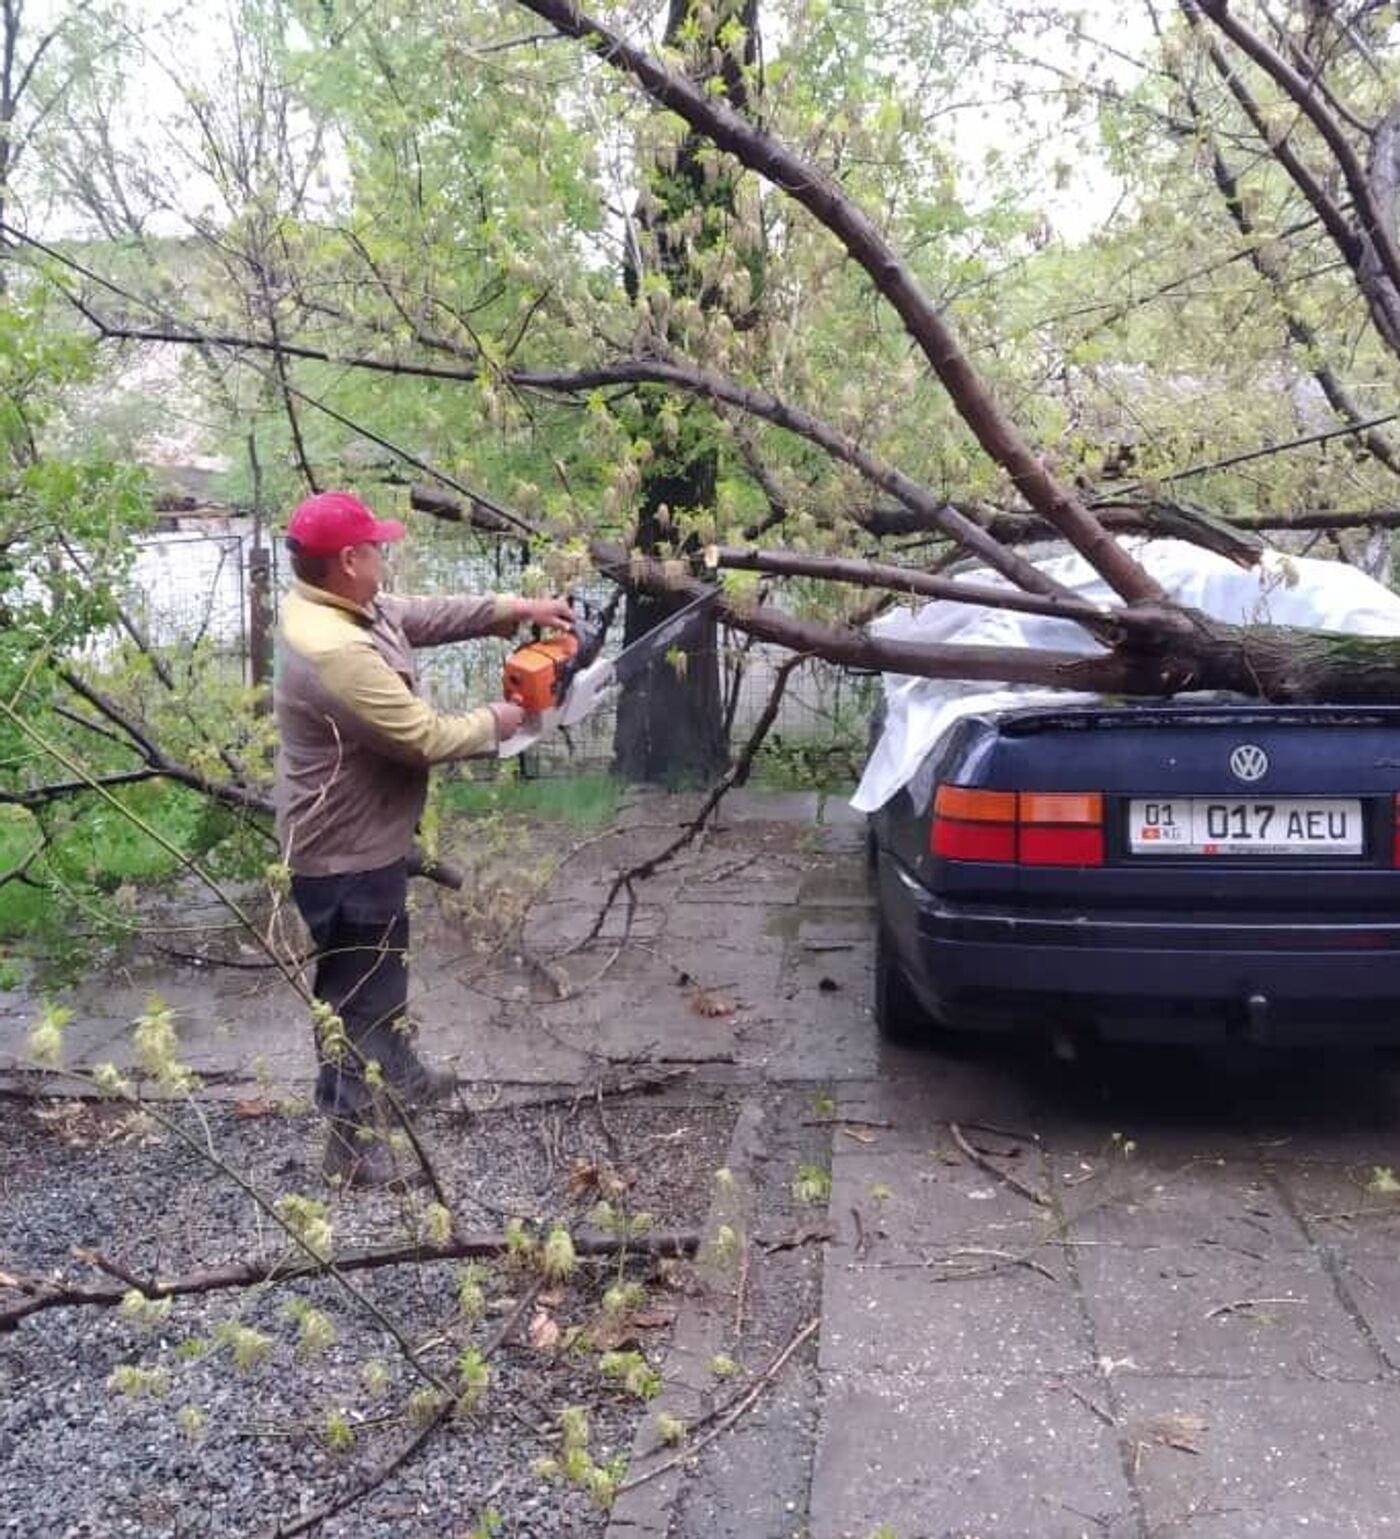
383 1020 457 1109
321 1113 403 1189
394 1053 457 1109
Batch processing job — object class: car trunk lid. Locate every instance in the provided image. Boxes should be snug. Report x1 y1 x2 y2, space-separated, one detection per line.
923 703 1400 917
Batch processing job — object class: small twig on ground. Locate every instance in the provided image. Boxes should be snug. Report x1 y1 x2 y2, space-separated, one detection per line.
378 1089 453 1212
799 1116 893 1130
758 1222 834 1256
592 1083 621 1161
929 1246 1058 1283
71 1249 150 1293
949 1121 1051 1207
517 946 574 998
147 942 308 972
488 1068 694 1113
914 1155 1212 1286
538 1111 563 1177
1303 1205 1398 1224
1204 1296 1303 1320
696 853 765 885
960 1131 1025 1160
1058 1380 1117 1428
616 1315 820 1494
516 1012 642 1068
851 1206 870 1262
734 1240 749 1335
960 1119 1043 1145
503 1401 558 1441
542 933 629 1002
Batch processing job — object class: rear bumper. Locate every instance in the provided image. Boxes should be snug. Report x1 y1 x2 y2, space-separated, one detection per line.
883 862 1400 1044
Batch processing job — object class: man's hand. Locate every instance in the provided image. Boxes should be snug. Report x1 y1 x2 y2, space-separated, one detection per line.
489 700 528 741
512 595 575 631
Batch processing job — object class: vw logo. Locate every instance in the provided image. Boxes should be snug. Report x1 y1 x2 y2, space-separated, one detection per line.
1229 744 1269 782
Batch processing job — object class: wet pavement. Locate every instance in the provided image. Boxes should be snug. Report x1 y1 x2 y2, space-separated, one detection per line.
5 787 1400 1538
816 1052 1400 1537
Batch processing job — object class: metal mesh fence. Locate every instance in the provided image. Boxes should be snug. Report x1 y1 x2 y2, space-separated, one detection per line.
125 524 250 657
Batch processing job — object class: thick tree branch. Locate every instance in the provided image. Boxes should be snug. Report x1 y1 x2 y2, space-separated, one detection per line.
1 767 165 808
1365 99 1400 336
864 499 1266 564
596 541 1400 706
407 483 521 535
589 539 1185 691
1184 11 1364 250
985 500 1400 543
706 546 1134 632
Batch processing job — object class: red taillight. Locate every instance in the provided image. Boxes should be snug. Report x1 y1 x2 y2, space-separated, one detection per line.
931 784 1104 867
1019 826 1104 866
931 785 1018 862
932 819 1017 862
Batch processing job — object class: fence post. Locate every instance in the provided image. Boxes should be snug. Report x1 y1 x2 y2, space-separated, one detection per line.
248 541 273 692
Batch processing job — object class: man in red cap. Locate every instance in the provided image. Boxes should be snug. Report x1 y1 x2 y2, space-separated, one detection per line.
274 490 573 1188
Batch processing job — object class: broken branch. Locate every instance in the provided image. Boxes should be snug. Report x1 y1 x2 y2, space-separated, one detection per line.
949 1121 1052 1208
0 1228 699 1332
615 1315 819 1494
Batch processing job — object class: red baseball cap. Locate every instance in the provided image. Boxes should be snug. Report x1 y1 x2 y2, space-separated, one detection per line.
286 491 405 555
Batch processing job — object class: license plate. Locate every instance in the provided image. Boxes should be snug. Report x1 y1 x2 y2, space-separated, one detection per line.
1128 798 1363 856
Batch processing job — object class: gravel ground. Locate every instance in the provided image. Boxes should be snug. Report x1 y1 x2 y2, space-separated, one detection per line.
0 1090 741 1538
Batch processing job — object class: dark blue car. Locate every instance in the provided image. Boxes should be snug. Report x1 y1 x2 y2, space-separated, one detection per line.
868 702 1400 1047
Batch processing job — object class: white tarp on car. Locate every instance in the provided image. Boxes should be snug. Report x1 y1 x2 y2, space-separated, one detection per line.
852 539 1400 814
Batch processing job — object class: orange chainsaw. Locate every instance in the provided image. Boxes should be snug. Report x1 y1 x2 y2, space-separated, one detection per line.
503 606 606 716
499 588 717 756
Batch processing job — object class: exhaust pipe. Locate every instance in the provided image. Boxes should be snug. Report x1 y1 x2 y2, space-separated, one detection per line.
1050 1026 1080 1063
1245 993 1269 1043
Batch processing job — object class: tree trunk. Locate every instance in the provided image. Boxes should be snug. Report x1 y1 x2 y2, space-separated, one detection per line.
611 0 759 784
613 463 728 783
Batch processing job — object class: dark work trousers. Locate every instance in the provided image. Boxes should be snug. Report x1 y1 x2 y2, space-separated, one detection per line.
291 859 420 1118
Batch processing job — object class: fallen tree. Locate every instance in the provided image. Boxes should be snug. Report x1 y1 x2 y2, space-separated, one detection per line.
13 2 1400 834
502 0 1400 705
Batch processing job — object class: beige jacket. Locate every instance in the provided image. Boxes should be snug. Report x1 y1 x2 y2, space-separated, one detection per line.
274 580 515 875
